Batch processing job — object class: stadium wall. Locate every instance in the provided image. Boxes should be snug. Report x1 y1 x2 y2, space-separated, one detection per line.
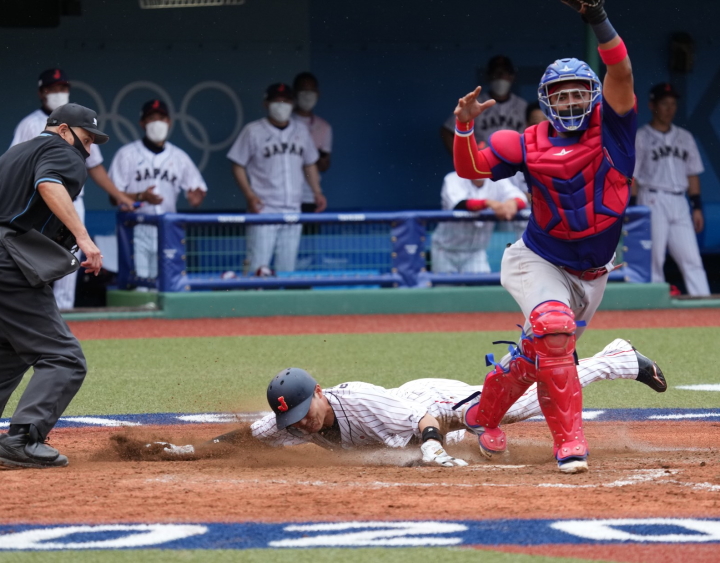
2 1 719 243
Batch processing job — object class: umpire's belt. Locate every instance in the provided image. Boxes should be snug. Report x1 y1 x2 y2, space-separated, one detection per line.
561 265 609 281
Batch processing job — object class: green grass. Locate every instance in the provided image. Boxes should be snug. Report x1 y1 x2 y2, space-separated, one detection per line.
1 325 716 563
0 547 614 563
3 327 720 416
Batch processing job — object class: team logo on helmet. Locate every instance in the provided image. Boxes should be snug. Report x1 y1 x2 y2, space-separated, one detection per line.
53 69 61 80
277 396 289 412
538 57 602 134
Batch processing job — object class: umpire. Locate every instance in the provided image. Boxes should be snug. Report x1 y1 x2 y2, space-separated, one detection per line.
0 103 106 469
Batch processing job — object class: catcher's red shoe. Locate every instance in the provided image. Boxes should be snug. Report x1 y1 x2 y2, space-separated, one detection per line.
477 427 507 459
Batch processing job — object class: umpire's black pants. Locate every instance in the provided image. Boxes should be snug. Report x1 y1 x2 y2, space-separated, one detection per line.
0 243 87 439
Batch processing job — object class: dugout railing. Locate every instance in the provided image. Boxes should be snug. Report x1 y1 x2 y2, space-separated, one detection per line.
116 207 652 292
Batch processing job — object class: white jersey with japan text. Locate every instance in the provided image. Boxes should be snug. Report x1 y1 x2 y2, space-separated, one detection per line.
293 113 333 204
226 118 319 213
443 92 527 146
634 124 704 193
11 108 104 198
108 139 207 215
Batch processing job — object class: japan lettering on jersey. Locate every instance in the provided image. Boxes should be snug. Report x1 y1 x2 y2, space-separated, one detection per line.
227 118 319 213
634 124 704 192
108 139 207 215
250 381 427 449
444 93 527 144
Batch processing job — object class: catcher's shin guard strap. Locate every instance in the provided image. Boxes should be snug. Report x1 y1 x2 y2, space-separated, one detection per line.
472 361 535 428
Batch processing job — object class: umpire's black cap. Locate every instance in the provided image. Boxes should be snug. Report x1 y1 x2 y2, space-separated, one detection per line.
46 103 110 144
267 368 317 430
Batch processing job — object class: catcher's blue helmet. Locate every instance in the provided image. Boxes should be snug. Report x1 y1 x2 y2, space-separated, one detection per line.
266 367 318 430
538 58 602 133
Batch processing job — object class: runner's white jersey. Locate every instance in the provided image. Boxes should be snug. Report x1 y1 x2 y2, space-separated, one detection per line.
443 92 527 145
226 118 319 213
108 139 207 215
634 124 704 192
432 172 527 252
251 381 427 450
293 113 333 204
11 108 103 197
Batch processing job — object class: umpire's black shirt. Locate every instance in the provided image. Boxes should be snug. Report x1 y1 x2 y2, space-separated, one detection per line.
0 132 86 239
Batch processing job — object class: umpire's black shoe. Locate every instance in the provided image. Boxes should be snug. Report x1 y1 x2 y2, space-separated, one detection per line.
0 430 68 469
634 349 667 393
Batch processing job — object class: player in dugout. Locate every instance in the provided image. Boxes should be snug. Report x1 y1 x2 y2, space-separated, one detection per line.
147 339 665 467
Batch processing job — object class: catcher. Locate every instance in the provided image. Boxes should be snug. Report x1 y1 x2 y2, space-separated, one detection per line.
453 0 638 473
151 339 665 467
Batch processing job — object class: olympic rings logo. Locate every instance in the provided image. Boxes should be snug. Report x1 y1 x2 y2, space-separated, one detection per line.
72 80 244 171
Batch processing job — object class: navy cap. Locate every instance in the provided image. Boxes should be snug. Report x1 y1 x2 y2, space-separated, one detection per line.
141 99 170 120
266 368 317 430
650 83 680 101
265 83 294 101
46 103 109 144
38 68 69 89
487 55 515 76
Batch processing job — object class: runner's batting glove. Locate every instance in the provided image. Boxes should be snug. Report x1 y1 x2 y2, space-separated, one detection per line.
420 440 469 467
147 442 195 456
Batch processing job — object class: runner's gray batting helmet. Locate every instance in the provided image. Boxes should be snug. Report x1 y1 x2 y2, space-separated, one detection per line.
266 368 318 430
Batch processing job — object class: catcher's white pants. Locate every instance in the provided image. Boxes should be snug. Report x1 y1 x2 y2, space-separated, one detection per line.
246 224 303 273
53 196 84 310
500 238 609 341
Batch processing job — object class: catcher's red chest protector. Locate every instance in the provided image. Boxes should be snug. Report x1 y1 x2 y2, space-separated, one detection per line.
523 106 629 240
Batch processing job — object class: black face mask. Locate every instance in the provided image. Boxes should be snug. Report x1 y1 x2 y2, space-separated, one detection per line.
68 127 90 160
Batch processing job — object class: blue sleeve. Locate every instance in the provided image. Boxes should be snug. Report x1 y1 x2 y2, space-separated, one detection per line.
601 97 637 178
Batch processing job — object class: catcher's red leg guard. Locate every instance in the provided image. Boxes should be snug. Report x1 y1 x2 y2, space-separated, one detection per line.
465 337 538 457
531 301 588 473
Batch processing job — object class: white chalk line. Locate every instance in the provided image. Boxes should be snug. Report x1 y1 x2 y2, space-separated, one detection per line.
142 468 717 492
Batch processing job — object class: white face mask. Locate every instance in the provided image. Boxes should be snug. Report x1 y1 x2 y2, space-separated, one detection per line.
268 101 293 123
490 79 512 97
145 120 170 144
45 92 69 111
296 91 318 112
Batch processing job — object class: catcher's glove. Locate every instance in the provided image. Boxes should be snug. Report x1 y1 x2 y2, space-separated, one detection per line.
561 0 608 25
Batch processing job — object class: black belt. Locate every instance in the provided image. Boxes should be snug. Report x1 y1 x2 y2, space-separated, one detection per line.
647 189 685 196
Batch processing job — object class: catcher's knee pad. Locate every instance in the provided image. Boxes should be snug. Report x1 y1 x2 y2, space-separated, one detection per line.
531 301 587 453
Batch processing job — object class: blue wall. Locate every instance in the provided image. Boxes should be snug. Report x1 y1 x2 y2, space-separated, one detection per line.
2 1 719 233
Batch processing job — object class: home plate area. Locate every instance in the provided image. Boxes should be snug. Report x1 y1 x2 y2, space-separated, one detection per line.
0 410 718 561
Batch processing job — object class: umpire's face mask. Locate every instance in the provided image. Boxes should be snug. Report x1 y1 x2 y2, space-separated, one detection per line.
68 127 90 160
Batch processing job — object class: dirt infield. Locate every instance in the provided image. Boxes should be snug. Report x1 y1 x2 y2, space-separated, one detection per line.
67 308 720 340
2 421 717 527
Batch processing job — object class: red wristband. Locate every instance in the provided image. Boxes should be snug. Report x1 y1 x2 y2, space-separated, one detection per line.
598 38 627 66
466 199 486 211
514 197 527 211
